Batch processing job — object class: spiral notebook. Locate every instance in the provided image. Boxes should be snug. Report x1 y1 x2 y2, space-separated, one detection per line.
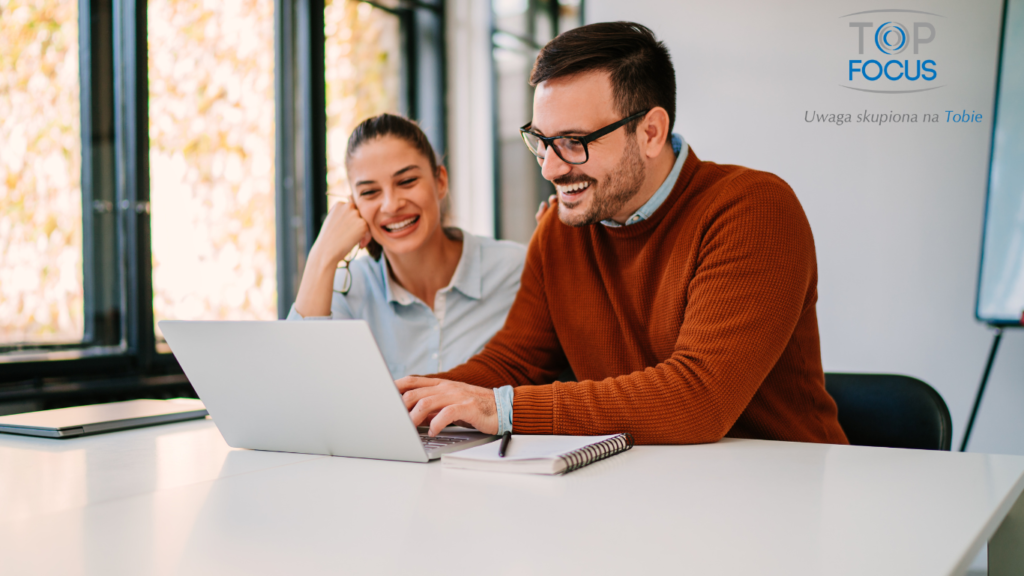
441 433 634 475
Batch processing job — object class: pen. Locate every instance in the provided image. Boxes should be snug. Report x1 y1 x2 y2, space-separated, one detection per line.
498 431 512 457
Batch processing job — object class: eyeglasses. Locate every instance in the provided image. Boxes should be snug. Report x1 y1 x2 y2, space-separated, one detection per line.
519 110 650 165
326 195 357 296
333 252 356 296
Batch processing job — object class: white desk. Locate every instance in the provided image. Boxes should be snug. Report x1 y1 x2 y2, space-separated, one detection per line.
1 418 1022 576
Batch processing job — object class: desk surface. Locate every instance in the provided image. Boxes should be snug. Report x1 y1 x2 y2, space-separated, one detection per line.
1 418 1022 576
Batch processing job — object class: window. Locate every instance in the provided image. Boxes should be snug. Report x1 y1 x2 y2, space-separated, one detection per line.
0 0 446 411
490 0 582 243
324 0 400 200
148 0 278 343
0 0 84 347
1 0 121 370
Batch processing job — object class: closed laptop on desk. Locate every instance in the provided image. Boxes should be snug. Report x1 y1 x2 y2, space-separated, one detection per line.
0 399 208 438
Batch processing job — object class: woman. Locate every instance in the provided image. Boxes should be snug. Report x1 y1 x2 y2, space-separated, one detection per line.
288 114 526 379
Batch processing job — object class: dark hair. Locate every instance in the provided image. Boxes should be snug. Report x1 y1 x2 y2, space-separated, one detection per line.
345 113 448 260
529 22 676 133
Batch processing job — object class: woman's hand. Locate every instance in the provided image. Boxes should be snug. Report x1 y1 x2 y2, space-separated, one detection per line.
536 194 557 223
309 200 373 267
293 199 372 317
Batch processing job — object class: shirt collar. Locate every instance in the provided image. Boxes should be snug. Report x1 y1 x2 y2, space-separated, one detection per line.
384 229 482 306
601 133 688 228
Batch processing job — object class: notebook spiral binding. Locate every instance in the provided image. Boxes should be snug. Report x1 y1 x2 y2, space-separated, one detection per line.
558 432 635 474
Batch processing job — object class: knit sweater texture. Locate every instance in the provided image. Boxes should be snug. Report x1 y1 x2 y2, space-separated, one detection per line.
432 149 848 445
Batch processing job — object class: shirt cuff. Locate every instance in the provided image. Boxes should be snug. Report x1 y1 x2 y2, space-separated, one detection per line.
493 385 514 435
286 304 331 320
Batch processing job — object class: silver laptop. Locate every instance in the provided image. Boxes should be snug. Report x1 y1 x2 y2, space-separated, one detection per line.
0 398 209 438
158 320 498 462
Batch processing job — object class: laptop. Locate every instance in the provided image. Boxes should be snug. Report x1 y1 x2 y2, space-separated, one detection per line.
158 320 498 463
0 398 209 438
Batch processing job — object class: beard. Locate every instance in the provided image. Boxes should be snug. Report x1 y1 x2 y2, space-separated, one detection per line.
556 135 646 227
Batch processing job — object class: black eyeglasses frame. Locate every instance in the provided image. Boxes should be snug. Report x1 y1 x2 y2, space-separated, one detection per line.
519 109 651 165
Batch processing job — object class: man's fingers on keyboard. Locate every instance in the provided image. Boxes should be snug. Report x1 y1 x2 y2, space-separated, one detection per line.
408 393 440 424
402 383 449 411
395 376 443 393
428 403 472 437
408 390 459 426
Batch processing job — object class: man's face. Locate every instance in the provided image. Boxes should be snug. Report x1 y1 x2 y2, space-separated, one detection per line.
531 71 646 227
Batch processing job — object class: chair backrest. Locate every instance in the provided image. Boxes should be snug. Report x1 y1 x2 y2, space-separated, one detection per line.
824 373 952 451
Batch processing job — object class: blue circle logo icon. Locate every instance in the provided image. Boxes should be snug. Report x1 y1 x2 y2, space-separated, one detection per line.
875 22 908 54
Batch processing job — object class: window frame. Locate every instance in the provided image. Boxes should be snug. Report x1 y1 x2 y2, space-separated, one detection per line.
0 0 447 409
0 0 130 375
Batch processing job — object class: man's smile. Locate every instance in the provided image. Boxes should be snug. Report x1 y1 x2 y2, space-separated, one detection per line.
555 181 591 196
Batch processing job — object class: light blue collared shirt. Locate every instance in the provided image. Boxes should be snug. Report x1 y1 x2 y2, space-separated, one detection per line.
287 230 526 380
493 133 689 435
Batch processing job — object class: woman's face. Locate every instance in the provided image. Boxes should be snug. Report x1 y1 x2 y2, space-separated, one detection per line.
348 136 448 257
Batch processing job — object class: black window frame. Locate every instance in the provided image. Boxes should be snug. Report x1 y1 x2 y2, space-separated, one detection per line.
0 0 447 412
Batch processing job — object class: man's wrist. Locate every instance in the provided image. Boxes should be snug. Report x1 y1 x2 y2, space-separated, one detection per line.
493 385 515 435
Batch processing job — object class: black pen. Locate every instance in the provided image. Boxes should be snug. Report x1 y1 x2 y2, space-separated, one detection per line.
498 431 512 457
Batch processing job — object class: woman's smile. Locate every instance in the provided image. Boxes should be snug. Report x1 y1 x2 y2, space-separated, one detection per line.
380 214 421 238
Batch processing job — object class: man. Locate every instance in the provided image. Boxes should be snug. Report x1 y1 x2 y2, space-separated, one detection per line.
398 21 848 445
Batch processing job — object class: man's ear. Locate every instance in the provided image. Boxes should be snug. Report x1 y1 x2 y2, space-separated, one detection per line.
639 107 671 159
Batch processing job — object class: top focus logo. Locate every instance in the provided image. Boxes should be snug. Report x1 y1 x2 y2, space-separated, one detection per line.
841 9 943 94
875 22 908 54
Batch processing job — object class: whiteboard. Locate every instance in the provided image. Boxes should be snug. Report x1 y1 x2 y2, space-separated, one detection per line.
977 0 1024 325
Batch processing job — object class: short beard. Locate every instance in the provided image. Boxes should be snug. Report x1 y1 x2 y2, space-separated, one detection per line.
557 134 646 227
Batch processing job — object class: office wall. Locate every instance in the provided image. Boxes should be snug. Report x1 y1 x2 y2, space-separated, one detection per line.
586 0 1024 457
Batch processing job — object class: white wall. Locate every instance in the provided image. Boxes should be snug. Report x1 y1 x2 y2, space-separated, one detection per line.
586 0 1024 457
445 0 495 239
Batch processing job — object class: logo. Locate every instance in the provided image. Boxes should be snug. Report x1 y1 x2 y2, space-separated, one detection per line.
874 22 908 54
840 9 943 94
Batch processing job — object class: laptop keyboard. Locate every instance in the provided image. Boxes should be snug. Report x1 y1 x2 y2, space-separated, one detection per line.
420 434 472 450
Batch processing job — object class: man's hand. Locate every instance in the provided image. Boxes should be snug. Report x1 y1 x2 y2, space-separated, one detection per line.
396 377 498 436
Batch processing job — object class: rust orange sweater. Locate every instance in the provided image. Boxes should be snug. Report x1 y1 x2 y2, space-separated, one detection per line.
433 149 848 445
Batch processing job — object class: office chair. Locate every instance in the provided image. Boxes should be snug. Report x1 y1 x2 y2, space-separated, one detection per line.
824 373 952 451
